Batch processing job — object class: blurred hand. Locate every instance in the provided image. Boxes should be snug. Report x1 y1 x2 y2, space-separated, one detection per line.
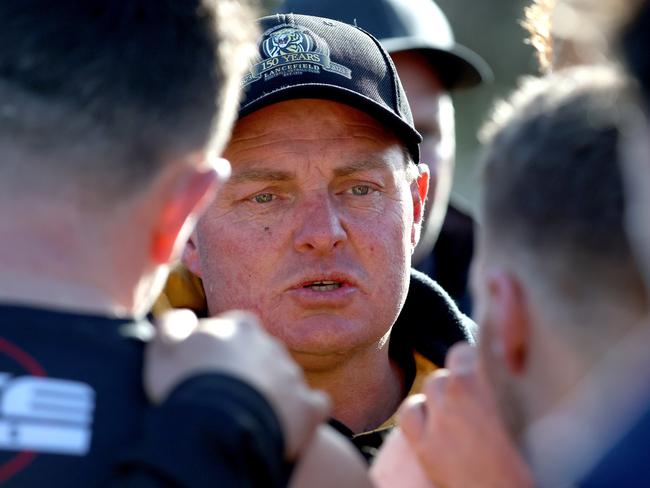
145 309 330 459
289 425 372 488
370 428 436 488
399 342 533 488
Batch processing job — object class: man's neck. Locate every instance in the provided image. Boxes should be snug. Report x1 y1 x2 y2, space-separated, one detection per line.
0 268 135 318
0 209 147 318
524 323 650 487
299 346 406 434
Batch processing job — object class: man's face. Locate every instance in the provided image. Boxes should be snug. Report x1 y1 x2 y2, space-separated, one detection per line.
391 50 455 249
186 99 426 370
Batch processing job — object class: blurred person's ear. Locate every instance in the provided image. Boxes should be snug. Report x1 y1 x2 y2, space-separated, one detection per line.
410 163 430 248
149 157 222 265
485 270 529 375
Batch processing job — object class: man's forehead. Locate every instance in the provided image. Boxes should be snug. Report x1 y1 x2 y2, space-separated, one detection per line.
226 150 404 183
223 100 407 174
229 99 401 143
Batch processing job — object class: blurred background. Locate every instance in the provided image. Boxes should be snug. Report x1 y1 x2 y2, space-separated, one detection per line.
259 0 538 214
435 0 537 213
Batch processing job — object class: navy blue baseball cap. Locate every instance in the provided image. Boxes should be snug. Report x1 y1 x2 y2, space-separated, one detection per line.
239 13 422 163
277 0 492 89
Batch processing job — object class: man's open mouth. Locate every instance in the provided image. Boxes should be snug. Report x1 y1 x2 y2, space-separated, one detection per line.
303 280 343 291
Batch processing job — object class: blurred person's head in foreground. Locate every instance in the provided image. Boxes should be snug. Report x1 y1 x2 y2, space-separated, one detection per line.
181 13 474 442
277 0 491 266
0 0 256 316
473 65 648 447
542 4 650 485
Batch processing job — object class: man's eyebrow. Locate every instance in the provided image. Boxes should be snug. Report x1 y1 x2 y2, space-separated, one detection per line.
229 168 294 184
333 159 392 178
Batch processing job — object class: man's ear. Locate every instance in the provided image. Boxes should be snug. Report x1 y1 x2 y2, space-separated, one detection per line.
486 270 529 376
410 163 430 247
425 161 438 216
181 233 203 278
149 165 218 266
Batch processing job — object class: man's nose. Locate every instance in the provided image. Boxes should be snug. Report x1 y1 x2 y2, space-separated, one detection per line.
293 193 347 254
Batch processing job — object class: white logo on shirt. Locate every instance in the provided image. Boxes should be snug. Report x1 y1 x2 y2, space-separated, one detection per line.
0 374 95 455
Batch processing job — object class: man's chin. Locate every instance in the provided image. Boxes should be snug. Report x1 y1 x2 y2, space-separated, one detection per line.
288 349 351 373
281 329 370 371
264 312 391 369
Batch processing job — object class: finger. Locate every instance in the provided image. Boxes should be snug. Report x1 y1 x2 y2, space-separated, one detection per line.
423 369 449 408
398 394 427 444
155 309 199 346
446 342 477 374
284 389 331 459
215 309 261 327
198 309 265 338
448 343 493 396
308 389 331 422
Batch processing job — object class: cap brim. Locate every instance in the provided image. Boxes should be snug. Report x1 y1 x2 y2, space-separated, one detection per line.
381 37 493 90
239 83 422 163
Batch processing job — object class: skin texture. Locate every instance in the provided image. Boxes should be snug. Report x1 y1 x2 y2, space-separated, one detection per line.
471 234 623 443
398 343 534 488
0 151 221 317
391 51 455 264
370 427 435 488
184 99 429 432
471 241 530 441
289 424 372 488
147 309 330 460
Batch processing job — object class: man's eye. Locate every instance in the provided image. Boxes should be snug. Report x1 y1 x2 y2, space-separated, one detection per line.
350 185 371 196
252 193 275 203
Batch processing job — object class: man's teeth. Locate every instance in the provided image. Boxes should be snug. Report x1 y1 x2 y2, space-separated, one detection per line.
305 281 342 291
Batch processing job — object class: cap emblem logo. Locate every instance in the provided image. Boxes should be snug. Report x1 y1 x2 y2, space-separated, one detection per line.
262 27 313 57
243 24 352 87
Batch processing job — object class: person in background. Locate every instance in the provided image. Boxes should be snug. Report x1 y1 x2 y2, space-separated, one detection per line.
0 1 331 485
276 0 492 314
399 65 649 487
176 12 475 462
575 2 650 483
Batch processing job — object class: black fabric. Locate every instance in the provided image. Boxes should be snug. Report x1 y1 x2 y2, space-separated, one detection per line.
240 13 422 163
327 419 388 462
329 269 475 462
390 269 475 366
0 305 289 487
276 0 491 89
415 205 475 316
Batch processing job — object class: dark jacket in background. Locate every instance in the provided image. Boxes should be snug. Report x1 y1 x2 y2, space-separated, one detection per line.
415 205 474 316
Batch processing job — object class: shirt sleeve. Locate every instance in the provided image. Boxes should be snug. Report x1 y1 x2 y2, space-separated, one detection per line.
112 374 293 487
